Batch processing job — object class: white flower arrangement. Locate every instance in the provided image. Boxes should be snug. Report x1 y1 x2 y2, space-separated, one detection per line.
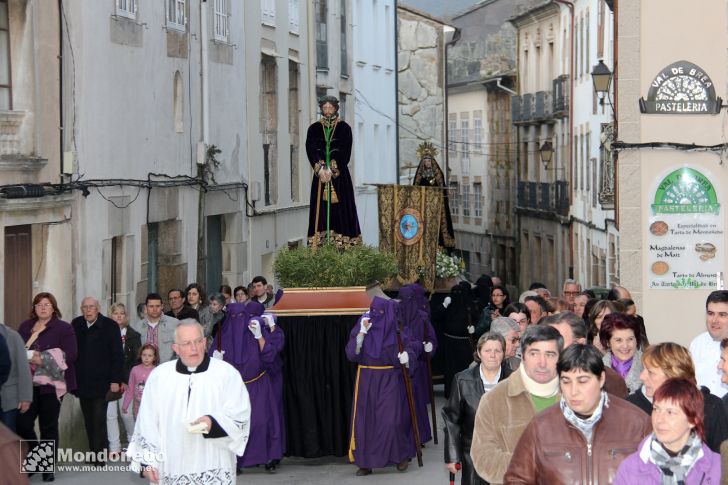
435 250 463 278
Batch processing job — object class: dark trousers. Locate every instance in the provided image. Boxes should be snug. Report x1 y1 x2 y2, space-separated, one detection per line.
16 387 61 445
0 408 18 432
79 397 108 456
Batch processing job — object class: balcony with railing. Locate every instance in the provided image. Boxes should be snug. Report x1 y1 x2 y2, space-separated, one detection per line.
517 181 569 216
512 89 557 125
552 75 569 117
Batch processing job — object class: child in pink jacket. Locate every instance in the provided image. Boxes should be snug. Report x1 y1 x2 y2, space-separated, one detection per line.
122 344 158 418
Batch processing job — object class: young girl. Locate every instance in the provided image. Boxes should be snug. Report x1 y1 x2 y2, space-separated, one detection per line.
122 344 159 418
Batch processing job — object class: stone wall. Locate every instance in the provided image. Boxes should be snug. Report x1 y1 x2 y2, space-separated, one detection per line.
397 8 445 177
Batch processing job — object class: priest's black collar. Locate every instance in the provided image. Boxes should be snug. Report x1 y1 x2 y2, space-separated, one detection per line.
175 354 211 374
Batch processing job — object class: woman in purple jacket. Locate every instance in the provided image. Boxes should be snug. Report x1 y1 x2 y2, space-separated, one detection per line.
16 292 77 482
615 377 721 484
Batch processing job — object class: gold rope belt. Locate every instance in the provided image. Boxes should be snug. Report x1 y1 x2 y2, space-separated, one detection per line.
244 371 267 384
348 365 395 462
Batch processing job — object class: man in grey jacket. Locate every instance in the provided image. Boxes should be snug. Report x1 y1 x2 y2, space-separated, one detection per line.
131 293 180 363
0 323 32 431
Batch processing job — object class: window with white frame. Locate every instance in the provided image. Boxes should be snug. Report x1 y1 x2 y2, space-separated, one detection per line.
289 0 300 34
116 0 137 19
213 0 229 41
473 115 482 155
462 184 471 217
262 0 276 26
448 115 457 158
460 117 469 157
473 183 482 218
167 0 185 30
0 0 10 109
450 182 459 216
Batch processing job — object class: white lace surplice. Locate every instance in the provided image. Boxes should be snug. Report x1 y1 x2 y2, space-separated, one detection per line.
127 358 251 485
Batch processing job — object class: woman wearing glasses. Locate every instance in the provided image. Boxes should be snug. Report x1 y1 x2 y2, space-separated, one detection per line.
442 332 511 485
475 286 512 337
16 292 77 482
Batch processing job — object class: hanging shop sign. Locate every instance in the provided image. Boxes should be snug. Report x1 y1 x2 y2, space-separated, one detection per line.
640 61 722 114
648 166 724 290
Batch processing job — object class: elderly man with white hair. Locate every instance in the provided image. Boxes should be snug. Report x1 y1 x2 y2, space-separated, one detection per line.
128 320 251 484
71 296 124 465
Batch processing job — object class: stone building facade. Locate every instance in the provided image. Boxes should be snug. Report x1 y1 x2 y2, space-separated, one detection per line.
510 2 572 293
446 0 522 284
397 5 448 183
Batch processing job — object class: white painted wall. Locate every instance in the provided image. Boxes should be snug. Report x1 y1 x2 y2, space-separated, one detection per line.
63 0 248 308
570 0 615 289
352 0 397 246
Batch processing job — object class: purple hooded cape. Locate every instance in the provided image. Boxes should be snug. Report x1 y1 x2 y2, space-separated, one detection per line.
345 297 418 469
398 284 438 444
248 301 286 458
210 302 283 467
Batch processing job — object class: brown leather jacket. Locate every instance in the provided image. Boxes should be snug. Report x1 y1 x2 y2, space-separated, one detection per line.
504 394 652 484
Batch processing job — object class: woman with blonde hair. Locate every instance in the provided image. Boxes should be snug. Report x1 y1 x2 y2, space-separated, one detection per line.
627 342 728 452
106 302 141 458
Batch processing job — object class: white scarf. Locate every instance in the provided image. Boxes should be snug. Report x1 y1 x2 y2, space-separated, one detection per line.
518 363 559 398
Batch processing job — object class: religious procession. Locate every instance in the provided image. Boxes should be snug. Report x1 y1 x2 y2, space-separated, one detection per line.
2 93 726 485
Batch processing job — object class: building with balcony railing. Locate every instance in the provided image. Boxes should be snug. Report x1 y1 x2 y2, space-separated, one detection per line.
568 0 617 290
510 1 573 293
445 0 519 284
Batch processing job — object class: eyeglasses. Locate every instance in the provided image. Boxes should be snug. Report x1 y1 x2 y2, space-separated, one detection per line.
81 305 97 310
175 337 205 349
34 303 52 309
563 291 579 296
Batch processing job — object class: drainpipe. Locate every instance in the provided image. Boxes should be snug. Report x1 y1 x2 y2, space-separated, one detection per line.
58 0 64 186
201 0 210 146
552 0 574 279
197 0 210 285
443 27 461 182
612 0 619 231
394 0 399 180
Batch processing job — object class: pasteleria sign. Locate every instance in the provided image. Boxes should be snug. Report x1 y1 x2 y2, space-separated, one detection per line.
647 166 724 289
640 60 722 114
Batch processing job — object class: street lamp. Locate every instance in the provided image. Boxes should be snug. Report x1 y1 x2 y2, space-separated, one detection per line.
591 59 613 94
540 141 554 170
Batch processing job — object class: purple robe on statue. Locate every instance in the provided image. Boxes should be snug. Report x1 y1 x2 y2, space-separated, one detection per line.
345 297 417 470
398 284 438 444
209 302 283 468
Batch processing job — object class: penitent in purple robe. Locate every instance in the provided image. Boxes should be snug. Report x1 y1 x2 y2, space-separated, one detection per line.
398 284 438 444
209 302 283 468
345 297 418 470
258 310 286 459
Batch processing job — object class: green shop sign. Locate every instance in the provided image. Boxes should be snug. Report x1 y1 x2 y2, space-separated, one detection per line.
652 167 720 215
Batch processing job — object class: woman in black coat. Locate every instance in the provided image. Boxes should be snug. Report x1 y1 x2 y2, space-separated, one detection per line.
442 332 512 485
627 342 728 453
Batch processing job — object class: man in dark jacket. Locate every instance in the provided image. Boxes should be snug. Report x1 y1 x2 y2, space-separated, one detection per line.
165 289 199 321
505 344 651 483
71 297 123 464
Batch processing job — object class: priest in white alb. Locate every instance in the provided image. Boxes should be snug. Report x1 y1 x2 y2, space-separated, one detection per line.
127 319 251 484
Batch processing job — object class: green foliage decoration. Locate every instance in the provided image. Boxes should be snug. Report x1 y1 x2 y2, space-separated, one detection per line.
274 243 398 288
